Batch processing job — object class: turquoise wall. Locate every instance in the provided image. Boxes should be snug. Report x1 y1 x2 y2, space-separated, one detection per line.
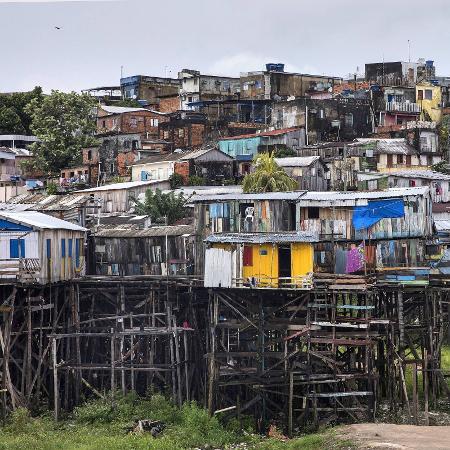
219 136 261 158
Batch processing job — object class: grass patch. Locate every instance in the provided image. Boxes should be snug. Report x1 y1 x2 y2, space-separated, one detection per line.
0 394 354 449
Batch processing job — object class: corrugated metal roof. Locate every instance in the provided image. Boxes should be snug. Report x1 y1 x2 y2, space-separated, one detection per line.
76 179 167 193
0 211 86 231
189 191 307 202
190 187 429 203
6 193 92 211
94 224 194 238
434 220 450 232
351 138 416 155
206 231 319 244
99 105 166 116
388 170 450 181
275 156 321 167
220 127 302 141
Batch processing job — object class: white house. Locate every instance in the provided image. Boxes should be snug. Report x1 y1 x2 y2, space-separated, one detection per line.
0 211 87 283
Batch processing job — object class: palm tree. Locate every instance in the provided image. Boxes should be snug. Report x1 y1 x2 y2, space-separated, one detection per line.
242 153 298 193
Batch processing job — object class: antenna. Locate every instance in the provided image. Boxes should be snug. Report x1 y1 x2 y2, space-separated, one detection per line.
120 65 124 79
408 40 411 62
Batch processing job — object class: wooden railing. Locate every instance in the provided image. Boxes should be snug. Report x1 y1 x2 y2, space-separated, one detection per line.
232 274 313 289
0 258 41 282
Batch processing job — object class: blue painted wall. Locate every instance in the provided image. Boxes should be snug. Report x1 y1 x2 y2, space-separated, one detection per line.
219 136 261 158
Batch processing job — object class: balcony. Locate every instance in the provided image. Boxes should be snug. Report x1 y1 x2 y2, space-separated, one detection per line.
385 102 421 113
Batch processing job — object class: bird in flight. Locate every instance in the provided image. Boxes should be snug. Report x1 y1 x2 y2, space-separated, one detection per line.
55 26 62 30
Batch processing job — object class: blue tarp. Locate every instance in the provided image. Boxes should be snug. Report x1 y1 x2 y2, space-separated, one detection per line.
352 199 405 230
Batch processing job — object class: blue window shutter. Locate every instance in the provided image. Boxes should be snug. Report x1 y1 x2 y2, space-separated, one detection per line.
68 239 73 257
61 239 66 257
19 239 25 258
10 239 19 258
46 239 51 258
75 238 80 267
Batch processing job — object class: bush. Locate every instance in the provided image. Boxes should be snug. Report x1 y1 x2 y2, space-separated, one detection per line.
188 175 206 186
46 182 58 195
169 173 185 189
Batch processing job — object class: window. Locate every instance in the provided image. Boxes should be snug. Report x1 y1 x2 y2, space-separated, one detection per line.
46 239 51 258
132 140 139 150
75 238 83 268
243 246 253 266
259 249 268 256
130 117 137 127
68 239 73 258
397 155 404 164
150 118 158 127
102 120 106 128
178 128 185 138
425 89 433 100
110 163 115 173
387 154 393 168
406 155 412 165
417 90 423 101
10 239 25 259
344 113 353 127
87 150 92 161
163 131 169 139
308 207 320 219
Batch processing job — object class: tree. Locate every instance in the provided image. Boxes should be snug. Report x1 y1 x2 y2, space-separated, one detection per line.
0 86 43 134
0 107 25 134
133 188 190 225
25 91 96 174
242 153 298 193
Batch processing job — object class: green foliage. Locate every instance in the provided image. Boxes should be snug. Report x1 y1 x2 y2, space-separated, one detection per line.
0 87 43 135
188 175 206 186
25 91 96 175
168 172 185 189
243 153 298 193
46 182 59 195
133 188 189 225
272 145 297 158
431 160 450 174
439 115 450 155
0 395 353 450
0 107 25 134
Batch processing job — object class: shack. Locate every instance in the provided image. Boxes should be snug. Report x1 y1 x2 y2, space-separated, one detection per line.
204 232 316 288
0 211 86 283
274 156 327 191
73 179 170 214
191 187 434 279
91 224 195 276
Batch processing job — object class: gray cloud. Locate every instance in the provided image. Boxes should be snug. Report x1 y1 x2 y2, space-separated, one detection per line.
1 0 449 93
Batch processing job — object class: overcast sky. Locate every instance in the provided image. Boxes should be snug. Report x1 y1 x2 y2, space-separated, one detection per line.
1 0 450 93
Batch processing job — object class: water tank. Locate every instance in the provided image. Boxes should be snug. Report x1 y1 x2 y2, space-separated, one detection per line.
266 63 285 72
426 60 434 68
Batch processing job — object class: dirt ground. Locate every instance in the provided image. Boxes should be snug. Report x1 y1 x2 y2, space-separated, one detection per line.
340 423 450 449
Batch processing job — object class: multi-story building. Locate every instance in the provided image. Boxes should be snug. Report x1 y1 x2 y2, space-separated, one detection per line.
120 75 180 108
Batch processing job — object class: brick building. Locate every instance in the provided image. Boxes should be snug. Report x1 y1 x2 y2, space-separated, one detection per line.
159 111 207 150
97 105 168 138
